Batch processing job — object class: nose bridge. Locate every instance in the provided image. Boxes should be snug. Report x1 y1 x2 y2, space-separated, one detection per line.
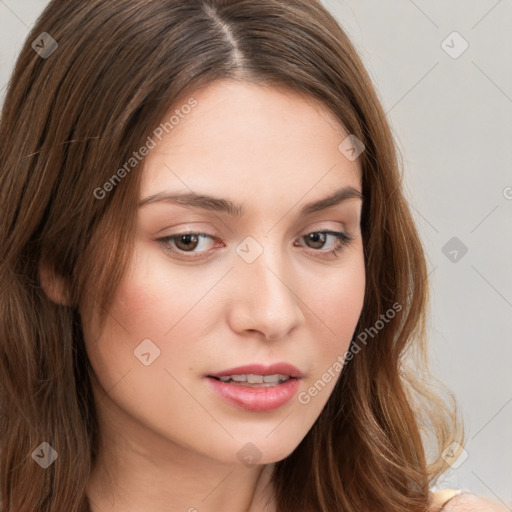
229 234 304 339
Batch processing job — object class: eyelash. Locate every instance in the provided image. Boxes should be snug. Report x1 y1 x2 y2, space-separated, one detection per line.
156 230 354 261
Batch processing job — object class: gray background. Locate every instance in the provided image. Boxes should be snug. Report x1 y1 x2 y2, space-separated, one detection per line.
1 0 511 505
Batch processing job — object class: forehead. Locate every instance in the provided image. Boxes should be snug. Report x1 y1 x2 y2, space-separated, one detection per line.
140 79 361 208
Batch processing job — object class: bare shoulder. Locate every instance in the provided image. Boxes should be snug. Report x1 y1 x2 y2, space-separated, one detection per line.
442 492 511 511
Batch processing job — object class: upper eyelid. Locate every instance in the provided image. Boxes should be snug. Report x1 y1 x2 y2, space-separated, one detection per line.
156 217 354 236
159 225 350 240
141 200 362 236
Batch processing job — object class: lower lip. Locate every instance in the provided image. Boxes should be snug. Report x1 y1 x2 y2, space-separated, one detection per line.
206 377 301 412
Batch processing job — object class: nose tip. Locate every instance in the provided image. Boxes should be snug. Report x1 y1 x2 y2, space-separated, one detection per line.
227 253 305 340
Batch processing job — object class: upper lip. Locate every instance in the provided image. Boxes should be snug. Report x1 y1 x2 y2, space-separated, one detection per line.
207 363 303 379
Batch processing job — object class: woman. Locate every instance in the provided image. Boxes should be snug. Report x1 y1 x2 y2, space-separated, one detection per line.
0 1 507 511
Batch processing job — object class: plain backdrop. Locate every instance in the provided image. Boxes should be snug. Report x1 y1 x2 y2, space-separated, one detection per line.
1 0 511 505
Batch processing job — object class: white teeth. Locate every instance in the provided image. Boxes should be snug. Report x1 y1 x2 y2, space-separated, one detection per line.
216 374 290 384
263 374 290 383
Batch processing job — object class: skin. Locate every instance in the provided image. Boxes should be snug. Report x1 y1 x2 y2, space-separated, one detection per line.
79 79 366 511
442 492 511 512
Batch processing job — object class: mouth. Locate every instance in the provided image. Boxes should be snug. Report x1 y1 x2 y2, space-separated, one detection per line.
206 362 303 386
207 374 297 388
205 363 303 411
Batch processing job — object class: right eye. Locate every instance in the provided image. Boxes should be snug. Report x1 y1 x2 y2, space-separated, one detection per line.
157 232 220 259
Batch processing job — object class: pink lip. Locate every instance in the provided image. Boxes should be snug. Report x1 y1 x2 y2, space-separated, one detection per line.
206 376 301 412
207 363 303 379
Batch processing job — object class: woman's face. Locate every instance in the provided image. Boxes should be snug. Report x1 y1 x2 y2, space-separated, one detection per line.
81 79 365 466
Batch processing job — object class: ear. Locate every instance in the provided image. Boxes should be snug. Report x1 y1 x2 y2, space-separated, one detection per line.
38 260 72 306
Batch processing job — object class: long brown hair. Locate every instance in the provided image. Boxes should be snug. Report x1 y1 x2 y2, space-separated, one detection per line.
0 1 463 510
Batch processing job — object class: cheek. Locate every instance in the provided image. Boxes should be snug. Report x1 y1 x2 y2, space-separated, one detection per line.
300 247 365 387
82 246 214 381
293 252 365 412
107 247 201 337
308 248 365 340
79 250 164 387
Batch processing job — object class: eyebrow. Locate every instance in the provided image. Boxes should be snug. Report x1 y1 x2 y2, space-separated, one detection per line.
138 185 363 217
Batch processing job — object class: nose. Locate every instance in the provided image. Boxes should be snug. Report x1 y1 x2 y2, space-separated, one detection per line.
227 243 305 341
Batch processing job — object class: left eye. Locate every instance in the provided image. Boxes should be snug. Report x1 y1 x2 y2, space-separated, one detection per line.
157 230 353 259
295 231 352 251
